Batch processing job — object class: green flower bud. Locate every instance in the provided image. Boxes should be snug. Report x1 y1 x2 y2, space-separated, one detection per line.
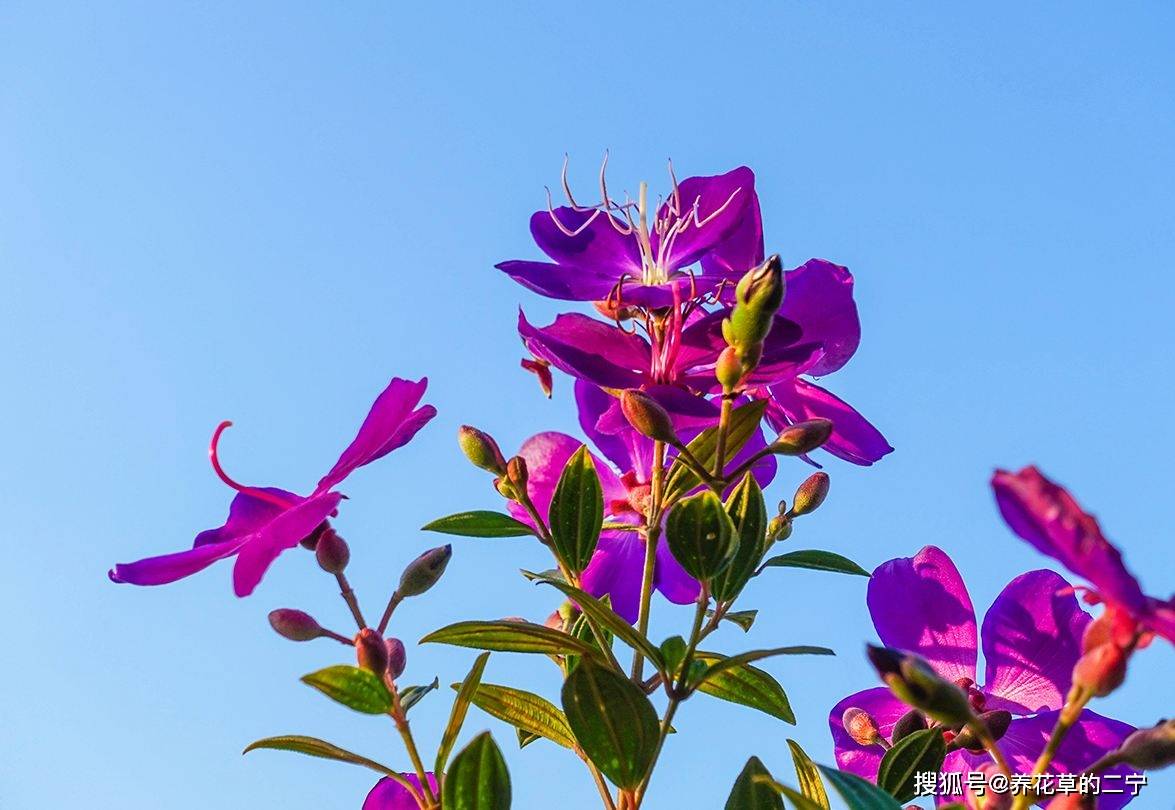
619 389 680 445
771 419 834 456
314 528 350 574
355 628 389 674
867 645 972 725
767 514 792 543
715 346 744 392
726 255 785 348
458 425 508 475
398 545 453 597
268 609 324 642
892 709 929 743
842 707 882 746
1112 718 1175 770
790 472 831 517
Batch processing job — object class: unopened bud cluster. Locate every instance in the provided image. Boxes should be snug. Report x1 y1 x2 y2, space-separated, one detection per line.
719 255 785 390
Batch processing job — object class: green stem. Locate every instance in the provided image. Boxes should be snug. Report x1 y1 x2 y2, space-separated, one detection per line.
335 572 366 629
632 441 666 680
377 589 403 635
712 396 734 478
1009 685 1091 810
390 688 437 808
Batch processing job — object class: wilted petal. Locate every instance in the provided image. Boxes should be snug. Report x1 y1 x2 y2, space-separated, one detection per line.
363 773 439 810
766 379 892 466
828 686 914 781
519 310 650 389
779 259 861 376
868 545 978 683
317 377 436 493
231 492 344 597
981 570 1090 714
652 166 757 271
581 531 646 623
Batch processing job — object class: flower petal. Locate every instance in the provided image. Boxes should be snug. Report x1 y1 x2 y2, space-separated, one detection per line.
868 545 978 683
828 686 914 782
507 432 624 527
700 176 764 281
575 381 648 475
363 774 439 810
530 207 643 273
496 259 622 302
765 379 893 466
317 377 436 493
981 570 1091 714
193 488 303 547
109 536 250 586
652 166 757 271
654 534 701 605
779 259 861 376
580 531 646 623
519 310 650 389
1143 595 1175 644
231 492 344 597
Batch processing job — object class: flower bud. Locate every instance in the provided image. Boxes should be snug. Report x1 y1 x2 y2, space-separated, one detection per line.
315 528 350 574
1072 642 1128 697
593 299 635 321
842 707 882 745
458 426 508 475
493 477 518 500
620 389 680 445
767 514 792 543
521 357 554 398
790 472 830 517
892 709 929 743
299 521 331 550
506 456 528 490
355 628 389 674
965 762 1013 810
867 645 972 725
949 710 1012 752
771 419 834 456
268 609 324 642
398 545 453 597
1111 718 1175 770
385 637 407 680
725 255 785 348
715 347 744 392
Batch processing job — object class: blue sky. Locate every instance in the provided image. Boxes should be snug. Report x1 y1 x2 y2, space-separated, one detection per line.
2 3 1173 808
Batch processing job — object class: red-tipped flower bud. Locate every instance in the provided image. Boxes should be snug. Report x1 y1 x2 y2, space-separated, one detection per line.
791 472 831 517
771 419 834 456
385 637 407 680
268 609 325 642
507 455 529 490
398 545 452 597
842 707 882 745
1072 642 1128 697
458 425 508 475
715 346 744 392
355 628 389 674
620 389 680 445
315 528 350 574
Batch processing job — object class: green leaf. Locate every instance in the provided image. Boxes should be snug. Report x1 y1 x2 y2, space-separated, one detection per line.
525 572 662 670
695 652 795 724
242 735 399 778
876 728 947 803
665 399 767 501
693 646 835 689
459 682 576 749
712 472 769 602
760 549 870 577
399 677 440 713
724 756 784 810
708 608 758 633
517 728 540 749
422 510 536 538
754 779 827 810
300 665 392 715
565 608 612 675
786 739 830 809
421 620 599 658
436 652 491 774
548 446 604 572
816 765 903 810
659 636 687 678
561 658 659 789
442 731 512 810
666 490 738 581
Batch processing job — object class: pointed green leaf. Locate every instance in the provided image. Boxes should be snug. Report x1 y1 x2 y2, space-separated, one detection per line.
561 658 659 789
693 646 835 689
754 778 827 810
399 677 440 713
548 446 604 573
517 727 540 749
458 682 576 749
665 399 767 501
708 608 758 633
666 490 738 581
300 665 392 714
421 620 599 658
712 473 769 602
422 510 536 538
436 652 491 774
724 756 784 809
876 728 947 802
760 549 869 577
786 739 830 809
442 731 512 810
816 765 903 809
659 636 687 678
695 652 795 724
242 735 399 778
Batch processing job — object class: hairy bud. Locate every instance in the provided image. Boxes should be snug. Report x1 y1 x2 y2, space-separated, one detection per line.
458 426 508 475
315 528 350 574
398 545 453 597
385 637 407 680
355 628 389 674
892 709 929 743
1112 718 1175 770
867 645 972 725
790 472 830 517
842 707 882 746
1072 642 1128 697
771 419 834 456
268 609 324 642
620 389 679 445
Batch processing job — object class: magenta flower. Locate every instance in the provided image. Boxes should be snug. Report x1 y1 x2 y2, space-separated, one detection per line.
109 377 436 597
497 164 762 308
992 466 1174 644
829 546 1140 808
363 773 438 809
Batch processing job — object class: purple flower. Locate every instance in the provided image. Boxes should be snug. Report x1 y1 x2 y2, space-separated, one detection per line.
497 163 762 308
363 773 438 809
109 377 436 597
829 546 1140 808
992 466 1174 644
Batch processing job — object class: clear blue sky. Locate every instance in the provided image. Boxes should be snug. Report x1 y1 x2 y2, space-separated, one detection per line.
2 3 1172 808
